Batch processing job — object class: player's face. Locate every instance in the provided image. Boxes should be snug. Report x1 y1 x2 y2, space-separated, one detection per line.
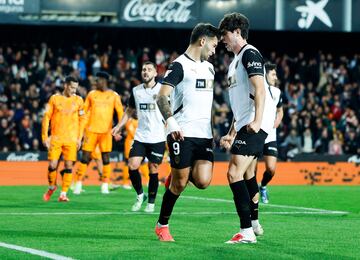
141 64 157 84
266 69 278 86
200 36 218 61
96 77 107 90
221 30 237 52
64 81 78 96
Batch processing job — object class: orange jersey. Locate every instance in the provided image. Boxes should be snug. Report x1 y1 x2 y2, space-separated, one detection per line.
125 118 138 141
41 94 85 143
84 89 124 134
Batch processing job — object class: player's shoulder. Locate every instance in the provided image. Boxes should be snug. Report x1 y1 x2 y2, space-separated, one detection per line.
87 90 97 97
48 93 61 102
109 89 120 97
202 60 215 73
271 86 281 96
132 84 144 92
73 94 84 102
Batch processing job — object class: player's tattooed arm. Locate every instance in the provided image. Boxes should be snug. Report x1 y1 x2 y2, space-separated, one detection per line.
156 84 173 120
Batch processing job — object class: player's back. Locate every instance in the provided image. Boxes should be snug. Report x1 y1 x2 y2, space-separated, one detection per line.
43 93 84 143
85 89 122 134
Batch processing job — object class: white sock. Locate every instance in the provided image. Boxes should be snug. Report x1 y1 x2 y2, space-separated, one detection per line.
60 191 67 197
49 185 56 190
137 193 144 199
157 222 168 228
241 227 254 235
252 220 260 227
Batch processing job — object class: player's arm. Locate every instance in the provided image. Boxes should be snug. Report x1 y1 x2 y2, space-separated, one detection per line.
111 93 125 140
242 49 265 133
274 94 284 128
41 96 54 149
81 93 91 131
157 61 184 141
220 117 236 150
77 98 86 150
112 107 135 137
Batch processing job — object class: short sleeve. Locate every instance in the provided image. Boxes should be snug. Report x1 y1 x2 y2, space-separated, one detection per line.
162 62 184 88
128 89 136 109
241 49 264 78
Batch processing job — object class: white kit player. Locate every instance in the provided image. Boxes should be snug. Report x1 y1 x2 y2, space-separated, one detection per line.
259 63 283 203
154 23 220 242
112 61 165 213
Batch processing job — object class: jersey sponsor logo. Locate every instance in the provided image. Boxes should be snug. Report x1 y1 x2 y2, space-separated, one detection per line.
234 140 247 145
123 0 194 24
247 61 262 69
195 79 214 90
295 0 332 29
139 103 156 111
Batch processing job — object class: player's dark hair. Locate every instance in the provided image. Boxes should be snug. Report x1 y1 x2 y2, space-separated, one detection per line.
265 63 277 74
96 71 110 81
219 13 250 40
64 76 78 85
190 23 221 44
143 61 156 69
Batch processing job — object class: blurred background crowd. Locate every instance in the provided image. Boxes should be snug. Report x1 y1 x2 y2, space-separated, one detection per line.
0 42 359 160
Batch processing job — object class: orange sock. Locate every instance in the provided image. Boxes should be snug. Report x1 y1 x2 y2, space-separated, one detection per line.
139 164 150 184
102 164 111 183
122 165 130 185
75 163 88 182
47 169 57 188
61 169 73 192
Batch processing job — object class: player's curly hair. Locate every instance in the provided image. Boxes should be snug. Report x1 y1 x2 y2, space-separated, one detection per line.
190 23 221 44
219 13 250 40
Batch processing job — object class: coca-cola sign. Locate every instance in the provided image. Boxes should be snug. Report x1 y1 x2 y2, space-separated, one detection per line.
123 0 196 24
6 152 40 161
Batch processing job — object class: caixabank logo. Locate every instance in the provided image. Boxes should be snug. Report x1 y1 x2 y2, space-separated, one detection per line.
295 0 332 29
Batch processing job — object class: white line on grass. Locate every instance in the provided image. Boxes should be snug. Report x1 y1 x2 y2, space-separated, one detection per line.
180 195 349 214
0 242 75 260
0 211 347 216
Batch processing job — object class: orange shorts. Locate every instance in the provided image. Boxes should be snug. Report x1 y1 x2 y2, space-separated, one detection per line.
48 140 77 161
91 145 102 160
82 131 112 153
124 138 134 160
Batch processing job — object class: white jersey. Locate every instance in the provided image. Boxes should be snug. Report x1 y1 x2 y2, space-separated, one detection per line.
128 82 166 143
264 86 282 143
227 44 273 134
163 54 214 138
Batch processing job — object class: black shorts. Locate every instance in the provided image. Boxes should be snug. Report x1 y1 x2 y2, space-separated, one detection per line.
230 126 268 158
167 135 214 169
263 141 278 157
129 140 166 164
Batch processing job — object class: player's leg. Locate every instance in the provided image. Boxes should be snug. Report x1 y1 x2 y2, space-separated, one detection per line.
190 138 214 189
99 132 114 194
260 141 278 203
144 142 166 213
226 154 257 244
155 136 192 242
244 159 263 236
225 127 267 244
74 131 97 194
58 143 77 202
43 141 61 201
126 140 146 210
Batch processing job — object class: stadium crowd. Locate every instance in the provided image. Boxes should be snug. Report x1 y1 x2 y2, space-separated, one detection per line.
0 43 359 159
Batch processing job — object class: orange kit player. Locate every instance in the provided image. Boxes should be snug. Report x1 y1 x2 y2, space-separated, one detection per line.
42 76 85 202
73 71 124 194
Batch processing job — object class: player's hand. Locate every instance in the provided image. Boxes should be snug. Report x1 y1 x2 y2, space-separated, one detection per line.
171 130 184 141
114 133 122 141
166 117 184 141
43 139 50 150
76 139 82 150
220 134 234 150
247 121 261 133
111 124 121 137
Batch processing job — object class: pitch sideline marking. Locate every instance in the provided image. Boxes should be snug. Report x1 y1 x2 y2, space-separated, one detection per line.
180 195 349 214
0 211 347 216
0 242 75 260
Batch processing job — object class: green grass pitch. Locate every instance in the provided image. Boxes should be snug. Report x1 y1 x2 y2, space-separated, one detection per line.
0 185 359 259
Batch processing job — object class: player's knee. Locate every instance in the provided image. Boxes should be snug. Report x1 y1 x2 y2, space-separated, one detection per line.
227 171 243 183
48 166 57 172
128 160 141 170
64 161 73 169
148 163 159 173
194 180 210 190
101 153 110 165
266 165 276 176
171 180 187 194
81 152 91 164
